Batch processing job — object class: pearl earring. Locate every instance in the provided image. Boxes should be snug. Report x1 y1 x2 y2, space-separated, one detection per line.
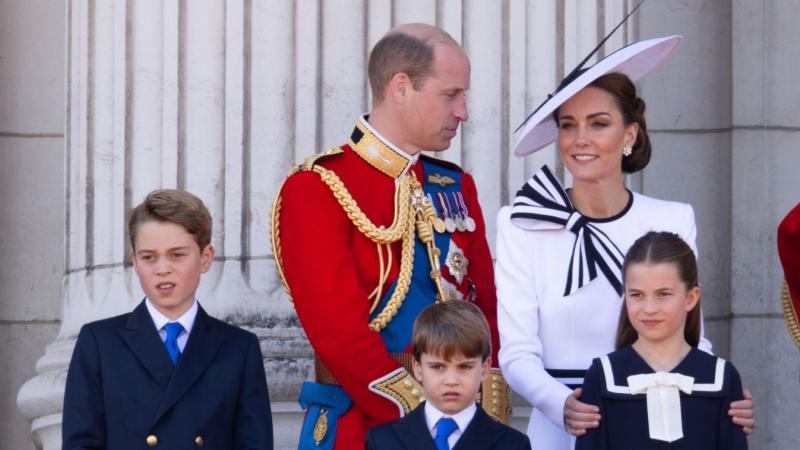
622 146 633 157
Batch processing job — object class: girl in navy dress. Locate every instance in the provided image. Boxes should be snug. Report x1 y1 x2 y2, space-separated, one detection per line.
576 231 747 449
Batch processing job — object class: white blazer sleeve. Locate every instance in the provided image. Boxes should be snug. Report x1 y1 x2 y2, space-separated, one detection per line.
495 207 572 430
678 203 713 354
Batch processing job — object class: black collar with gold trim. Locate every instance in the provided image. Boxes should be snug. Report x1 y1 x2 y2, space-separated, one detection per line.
348 117 417 179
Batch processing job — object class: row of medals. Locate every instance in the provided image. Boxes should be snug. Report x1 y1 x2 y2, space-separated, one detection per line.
426 191 476 234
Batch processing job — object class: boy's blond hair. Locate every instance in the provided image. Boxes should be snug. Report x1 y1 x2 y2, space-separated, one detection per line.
412 300 491 362
128 189 212 250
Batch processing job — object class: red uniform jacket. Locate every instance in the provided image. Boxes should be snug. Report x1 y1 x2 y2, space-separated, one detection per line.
275 118 499 448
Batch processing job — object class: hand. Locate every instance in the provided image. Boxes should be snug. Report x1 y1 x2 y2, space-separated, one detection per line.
563 388 601 437
729 387 755 435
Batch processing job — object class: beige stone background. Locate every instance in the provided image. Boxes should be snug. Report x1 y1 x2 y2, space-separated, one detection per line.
1 1 799 449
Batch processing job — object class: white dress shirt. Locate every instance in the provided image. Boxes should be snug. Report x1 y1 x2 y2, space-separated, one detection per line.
424 401 477 449
145 298 198 352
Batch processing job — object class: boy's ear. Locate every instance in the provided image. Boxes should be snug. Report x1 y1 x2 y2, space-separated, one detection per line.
686 286 701 311
200 244 215 273
130 251 139 272
480 357 491 381
412 357 423 383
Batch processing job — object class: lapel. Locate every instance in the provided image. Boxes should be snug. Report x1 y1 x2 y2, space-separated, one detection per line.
118 300 175 389
391 403 438 450
452 407 503 450
151 305 227 425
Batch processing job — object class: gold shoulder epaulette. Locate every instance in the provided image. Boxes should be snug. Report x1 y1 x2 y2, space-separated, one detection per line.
300 147 344 171
368 368 425 416
479 368 513 424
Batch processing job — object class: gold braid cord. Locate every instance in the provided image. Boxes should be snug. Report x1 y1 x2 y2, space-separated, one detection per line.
312 166 413 244
270 149 446 332
782 280 800 348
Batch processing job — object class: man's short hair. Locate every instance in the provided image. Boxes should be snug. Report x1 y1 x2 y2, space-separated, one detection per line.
128 189 212 250
412 300 491 362
367 24 460 103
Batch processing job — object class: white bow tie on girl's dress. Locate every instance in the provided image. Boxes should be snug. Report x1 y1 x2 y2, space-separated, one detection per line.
627 372 695 443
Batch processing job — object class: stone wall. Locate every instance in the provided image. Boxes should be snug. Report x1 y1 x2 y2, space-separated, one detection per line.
1 1 798 449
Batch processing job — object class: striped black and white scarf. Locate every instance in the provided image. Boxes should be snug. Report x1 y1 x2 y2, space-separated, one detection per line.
509 165 626 296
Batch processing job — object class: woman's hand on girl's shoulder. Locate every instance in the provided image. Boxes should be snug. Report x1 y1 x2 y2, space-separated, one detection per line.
564 388 601 436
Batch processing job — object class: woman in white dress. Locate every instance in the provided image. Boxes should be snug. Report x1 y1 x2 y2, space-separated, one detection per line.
496 36 754 449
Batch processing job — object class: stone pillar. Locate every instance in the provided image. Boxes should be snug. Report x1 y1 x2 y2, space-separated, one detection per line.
16 1 630 448
16 1 306 448
638 0 734 356
730 2 800 449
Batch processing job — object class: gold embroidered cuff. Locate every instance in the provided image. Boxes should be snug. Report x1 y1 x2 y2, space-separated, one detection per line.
782 280 800 348
479 368 513 424
368 368 425 417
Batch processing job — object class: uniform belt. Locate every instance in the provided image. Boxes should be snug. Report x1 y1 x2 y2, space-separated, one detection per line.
545 368 586 389
315 352 415 386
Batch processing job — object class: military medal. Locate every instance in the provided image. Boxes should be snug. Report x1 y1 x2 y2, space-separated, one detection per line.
432 217 446 234
464 216 476 232
444 217 456 233
456 192 477 232
427 193 447 234
437 192 456 233
445 243 469 284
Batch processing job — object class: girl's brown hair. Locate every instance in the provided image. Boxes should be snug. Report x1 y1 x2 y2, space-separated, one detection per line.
615 231 701 349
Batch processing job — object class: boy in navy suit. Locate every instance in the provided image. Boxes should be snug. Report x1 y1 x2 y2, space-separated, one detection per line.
366 301 529 450
63 189 273 449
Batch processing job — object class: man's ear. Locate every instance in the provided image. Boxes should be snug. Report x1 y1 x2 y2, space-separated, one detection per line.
387 72 413 104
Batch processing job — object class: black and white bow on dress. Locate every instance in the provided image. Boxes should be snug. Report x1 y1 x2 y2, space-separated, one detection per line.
509 165 627 296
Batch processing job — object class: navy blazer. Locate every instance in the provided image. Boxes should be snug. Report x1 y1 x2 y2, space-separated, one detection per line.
62 300 273 449
365 402 530 450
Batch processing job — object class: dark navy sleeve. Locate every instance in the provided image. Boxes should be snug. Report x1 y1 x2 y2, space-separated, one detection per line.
234 332 274 449
62 324 107 450
718 361 748 449
575 358 608 450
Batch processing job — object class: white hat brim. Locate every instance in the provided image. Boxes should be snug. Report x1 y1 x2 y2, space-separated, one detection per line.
513 35 682 157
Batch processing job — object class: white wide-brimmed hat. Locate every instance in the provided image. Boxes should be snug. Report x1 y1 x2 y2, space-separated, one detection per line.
513 35 682 157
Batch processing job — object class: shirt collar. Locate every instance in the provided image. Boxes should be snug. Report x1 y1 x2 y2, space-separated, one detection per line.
145 298 199 335
423 400 477 435
348 115 419 179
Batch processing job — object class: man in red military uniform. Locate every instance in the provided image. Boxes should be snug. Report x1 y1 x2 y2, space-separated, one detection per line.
271 23 509 449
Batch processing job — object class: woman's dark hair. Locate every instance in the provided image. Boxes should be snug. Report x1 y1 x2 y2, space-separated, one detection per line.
553 72 652 173
615 231 701 349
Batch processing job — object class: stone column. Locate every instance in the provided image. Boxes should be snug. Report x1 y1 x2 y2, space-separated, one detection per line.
16 1 630 448
730 2 800 449
16 1 305 448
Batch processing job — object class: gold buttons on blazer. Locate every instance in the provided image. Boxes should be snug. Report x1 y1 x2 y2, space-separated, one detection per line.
146 435 158 446
195 436 204 446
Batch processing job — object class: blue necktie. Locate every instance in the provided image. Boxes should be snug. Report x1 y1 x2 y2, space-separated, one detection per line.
434 417 458 450
164 322 184 365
